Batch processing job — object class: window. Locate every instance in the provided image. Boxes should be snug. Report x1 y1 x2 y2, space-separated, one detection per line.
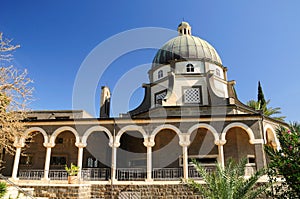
87 157 99 168
247 155 256 164
155 90 167 105
55 116 70 120
50 156 67 166
129 159 146 167
27 117 37 121
183 87 202 104
158 70 163 79
20 155 33 165
180 155 218 166
56 137 64 144
186 63 194 72
216 68 221 76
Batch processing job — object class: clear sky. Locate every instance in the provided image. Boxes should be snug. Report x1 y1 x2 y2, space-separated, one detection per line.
1 0 299 122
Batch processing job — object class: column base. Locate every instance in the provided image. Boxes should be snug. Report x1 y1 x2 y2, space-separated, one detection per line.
145 178 153 182
41 177 50 182
181 178 189 183
8 177 19 182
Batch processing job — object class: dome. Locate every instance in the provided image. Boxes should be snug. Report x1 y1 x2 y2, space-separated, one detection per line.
152 22 222 67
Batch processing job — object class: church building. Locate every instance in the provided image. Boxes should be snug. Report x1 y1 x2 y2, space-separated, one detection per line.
2 21 285 187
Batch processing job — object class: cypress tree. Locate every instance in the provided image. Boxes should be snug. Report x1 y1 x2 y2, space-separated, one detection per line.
257 81 266 109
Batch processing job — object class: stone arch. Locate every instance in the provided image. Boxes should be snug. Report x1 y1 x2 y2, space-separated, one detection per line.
82 126 112 146
50 126 80 145
115 125 147 145
221 122 256 143
264 124 280 150
151 124 182 169
24 127 49 144
25 127 49 144
187 123 219 144
150 124 183 144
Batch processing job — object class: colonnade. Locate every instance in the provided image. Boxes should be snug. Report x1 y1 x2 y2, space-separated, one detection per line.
10 122 276 181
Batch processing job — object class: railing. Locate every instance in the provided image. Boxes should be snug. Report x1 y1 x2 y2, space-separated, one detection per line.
81 168 110 181
117 168 146 181
18 165 253 181
188 165 216 179
152 168 183 180
19 169 44 180
49 170 68 180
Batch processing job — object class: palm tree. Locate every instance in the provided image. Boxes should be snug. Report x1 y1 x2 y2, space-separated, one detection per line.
246 99 285 121
186 158 269 199
247 81 285 121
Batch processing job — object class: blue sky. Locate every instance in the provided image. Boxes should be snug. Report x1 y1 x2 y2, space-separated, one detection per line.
1 1 299 122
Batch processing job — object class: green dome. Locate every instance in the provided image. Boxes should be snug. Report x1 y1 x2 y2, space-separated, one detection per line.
152 35 222 67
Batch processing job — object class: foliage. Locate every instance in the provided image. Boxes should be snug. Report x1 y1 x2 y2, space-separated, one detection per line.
257 81 266 108
65 163 79 176
186 158 269 199
265 123 300 198
247 82 285 121
0 182 7 198
0 33 33 168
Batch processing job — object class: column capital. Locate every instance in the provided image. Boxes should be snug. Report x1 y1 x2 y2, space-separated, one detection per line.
75 142 87 148
250 139 264 144
43 142 55 148
109 142 120 148
13 142 24 148
143 140 155 147
179 141 190 147
215 140 226 146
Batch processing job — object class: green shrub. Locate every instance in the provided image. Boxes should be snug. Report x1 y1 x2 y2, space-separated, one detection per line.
0 182 7 198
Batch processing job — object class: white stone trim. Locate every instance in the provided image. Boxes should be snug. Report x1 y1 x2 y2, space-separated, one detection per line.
149 124 183 144
82 126 112 146
263 123 280 149
25 127 49 144
115 125 147 145
50 126 80 146
221 122 256 144
187 123 219 144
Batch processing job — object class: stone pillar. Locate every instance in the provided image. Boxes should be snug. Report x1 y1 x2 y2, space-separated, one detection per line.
180 135 190 181
143 140 154 182
216 140 226 168
253 141 267 169
42 143 54 180
11 141 25 180
75 143 87 180
110 142 119 183
182 145 188 180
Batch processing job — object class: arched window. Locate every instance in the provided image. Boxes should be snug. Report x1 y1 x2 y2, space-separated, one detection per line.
216 68 221 76
186 63 194 72
158 70 163 79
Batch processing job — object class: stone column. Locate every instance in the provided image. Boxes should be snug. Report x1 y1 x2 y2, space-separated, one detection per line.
216 140 226 168
180 135 190 181
182 144 189 180
11 141 25 180
42 143 54 181
110 142 119 183
75 143 87 180
143 140 154 182
252 140 267 169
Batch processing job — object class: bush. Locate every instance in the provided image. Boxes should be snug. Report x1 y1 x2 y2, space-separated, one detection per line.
0 182 7 198
265 123 300 198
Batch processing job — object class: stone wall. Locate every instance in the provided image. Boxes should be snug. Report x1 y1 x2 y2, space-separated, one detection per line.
21 184 91 199
20 184 203 199
91 184 202 199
